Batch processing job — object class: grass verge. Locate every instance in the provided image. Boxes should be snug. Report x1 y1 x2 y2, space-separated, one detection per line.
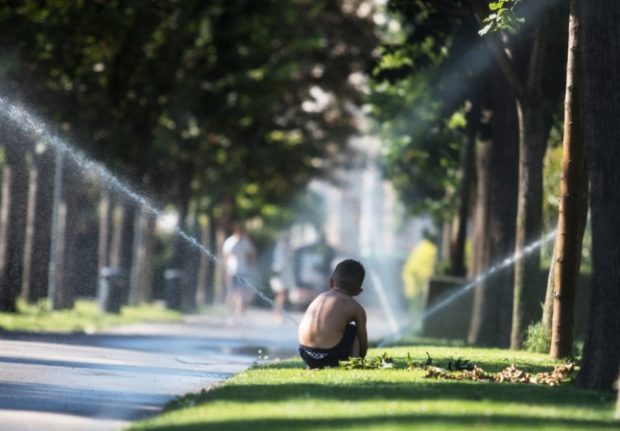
129 345 617 431
0 299 181 332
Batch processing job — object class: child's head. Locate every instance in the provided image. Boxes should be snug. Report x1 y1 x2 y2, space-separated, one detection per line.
331 259 365 295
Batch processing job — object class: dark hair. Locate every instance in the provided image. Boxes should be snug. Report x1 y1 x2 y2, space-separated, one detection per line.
332 259 365 292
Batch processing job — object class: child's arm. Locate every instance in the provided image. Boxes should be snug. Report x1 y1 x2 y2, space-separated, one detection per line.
353 304 368 358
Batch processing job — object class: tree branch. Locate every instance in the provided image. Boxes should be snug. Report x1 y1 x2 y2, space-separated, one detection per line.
526 28 546 100
468 0 526 101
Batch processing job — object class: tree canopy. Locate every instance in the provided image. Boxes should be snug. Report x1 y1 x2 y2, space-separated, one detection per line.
0 0 378 225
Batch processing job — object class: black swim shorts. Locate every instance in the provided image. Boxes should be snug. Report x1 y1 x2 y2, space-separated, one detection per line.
298 323 357 369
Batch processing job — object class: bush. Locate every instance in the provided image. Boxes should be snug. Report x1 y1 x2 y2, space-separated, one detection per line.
524 321 551 354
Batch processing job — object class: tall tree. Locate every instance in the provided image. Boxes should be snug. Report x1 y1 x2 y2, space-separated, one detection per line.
0 166 10 281
20 155 38 302
550 0 588 359
0 1 378 314
170 163 194 312
373 3 521 342
0 134 30 312
119 200 137 288
370 0 479 258
25 145 54 302
449 105 477 277
468 66 519 347
577 0 620 391
616 372 620 418
139 213 157 303
97 188 111 280
54 166 80 310
472 0 567 349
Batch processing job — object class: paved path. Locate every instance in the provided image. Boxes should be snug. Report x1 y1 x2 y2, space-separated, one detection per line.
0 307 393 431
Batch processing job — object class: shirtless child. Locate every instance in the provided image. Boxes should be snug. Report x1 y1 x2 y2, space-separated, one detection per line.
298 259 368 369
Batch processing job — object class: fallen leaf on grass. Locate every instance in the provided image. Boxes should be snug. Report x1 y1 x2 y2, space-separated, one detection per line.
425 362 576 386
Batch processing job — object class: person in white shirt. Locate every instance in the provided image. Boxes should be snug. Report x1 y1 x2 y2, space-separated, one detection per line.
222 223 257 317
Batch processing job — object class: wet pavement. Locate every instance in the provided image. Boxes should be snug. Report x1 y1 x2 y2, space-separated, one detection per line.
0 306 393 431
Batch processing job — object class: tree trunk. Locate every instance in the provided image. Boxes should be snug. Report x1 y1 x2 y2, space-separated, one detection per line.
449 119 476 277
108 198 136 309
20 161 38 302
97 188 111 278
128 205 157 304
138 212 156 303
26 147 54 303
55 168 80 310
48 152 64 310
185 208 201 311
206 210 218 304
469 0 551 350
195 216 211 306
120 201 136 277
53 202 70 309
578 0 620 391
0 167 11 278
109 199 125 270
0 142 30 312
469 132 489 279
542 242 556 333
440 218 452 266
128 204 146 306
510 96 547 350
550 0 588 359
616 367 620 419
171 166 193 312
468 72 519 347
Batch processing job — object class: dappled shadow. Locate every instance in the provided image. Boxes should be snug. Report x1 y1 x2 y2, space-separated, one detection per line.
378 336 467 348
261 358 556 374
140 412 618 431
0 381 169 420
200 380 612 408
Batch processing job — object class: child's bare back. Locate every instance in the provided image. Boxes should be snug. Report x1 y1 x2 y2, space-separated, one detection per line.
298 290 365 348
297 259 368 369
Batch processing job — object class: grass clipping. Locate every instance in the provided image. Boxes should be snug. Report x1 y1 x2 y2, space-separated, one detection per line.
340 352 575 387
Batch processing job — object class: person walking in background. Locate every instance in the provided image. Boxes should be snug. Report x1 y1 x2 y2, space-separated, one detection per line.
270 231 295 323
222 222 257 320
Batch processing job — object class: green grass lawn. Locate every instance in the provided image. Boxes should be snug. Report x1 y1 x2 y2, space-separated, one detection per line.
130 345 617 431
0 299 181 332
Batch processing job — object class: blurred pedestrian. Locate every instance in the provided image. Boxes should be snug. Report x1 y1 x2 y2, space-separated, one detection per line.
270 231 295 323
222 222 256 319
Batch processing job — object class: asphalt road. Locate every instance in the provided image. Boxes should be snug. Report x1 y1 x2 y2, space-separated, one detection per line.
0 309 301 431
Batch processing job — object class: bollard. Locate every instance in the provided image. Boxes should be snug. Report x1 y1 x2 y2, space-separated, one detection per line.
98 267 128 314
164 268 184 311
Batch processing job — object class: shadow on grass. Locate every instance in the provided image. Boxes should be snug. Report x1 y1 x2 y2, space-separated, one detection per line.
201 380 613 407
261 358 557 374
376 336 467 348
141 412 618 431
